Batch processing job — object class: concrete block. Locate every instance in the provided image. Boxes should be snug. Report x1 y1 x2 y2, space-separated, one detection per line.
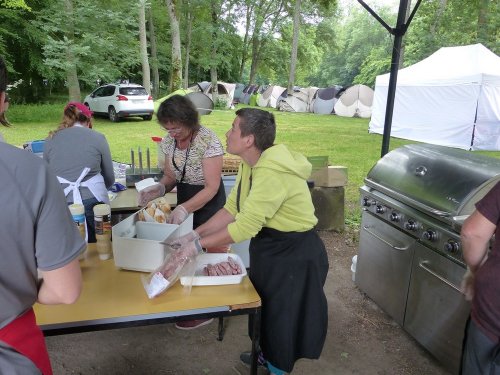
310 166 348 187
311 186 345 232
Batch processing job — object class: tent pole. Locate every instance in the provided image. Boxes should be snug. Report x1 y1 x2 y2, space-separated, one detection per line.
358 0 423 157
380 0 409 157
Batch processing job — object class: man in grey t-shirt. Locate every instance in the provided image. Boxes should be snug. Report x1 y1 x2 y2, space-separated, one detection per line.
0 58 83 375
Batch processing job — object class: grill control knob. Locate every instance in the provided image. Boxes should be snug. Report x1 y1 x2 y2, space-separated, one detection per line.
444 240 460 254
405 219 417 231
362 197 376 207
376 205 386 214
423 229 437 241
390 212 400 222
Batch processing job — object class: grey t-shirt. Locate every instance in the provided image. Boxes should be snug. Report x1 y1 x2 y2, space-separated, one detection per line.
43 126 115 201
0 142 85 329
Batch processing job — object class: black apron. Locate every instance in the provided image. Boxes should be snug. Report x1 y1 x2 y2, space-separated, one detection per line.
172 134 226 229
248 227 329 372
176 181 225 229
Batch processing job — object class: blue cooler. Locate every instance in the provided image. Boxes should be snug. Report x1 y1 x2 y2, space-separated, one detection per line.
23 140 45 158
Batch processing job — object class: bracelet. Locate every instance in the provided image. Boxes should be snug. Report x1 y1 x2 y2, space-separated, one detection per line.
194 239 207 253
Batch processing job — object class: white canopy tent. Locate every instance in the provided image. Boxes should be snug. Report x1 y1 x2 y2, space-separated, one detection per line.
369 44 500 150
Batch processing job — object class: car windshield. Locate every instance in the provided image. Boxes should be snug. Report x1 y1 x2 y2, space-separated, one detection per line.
119 87 148 96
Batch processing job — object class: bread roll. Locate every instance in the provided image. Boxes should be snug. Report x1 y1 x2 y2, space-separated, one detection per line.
154 208 166 223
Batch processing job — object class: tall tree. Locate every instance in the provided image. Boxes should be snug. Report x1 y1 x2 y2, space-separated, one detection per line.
209 0 220 105
166 0 182 91
183 1 193 88
64 0 80 101
287 0 301 94
148 6 160 98
237 0 253 81
247 0 286 84
139 0 151 93
33 0 139 98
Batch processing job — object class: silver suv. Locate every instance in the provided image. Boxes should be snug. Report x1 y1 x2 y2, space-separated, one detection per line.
84 83 154 122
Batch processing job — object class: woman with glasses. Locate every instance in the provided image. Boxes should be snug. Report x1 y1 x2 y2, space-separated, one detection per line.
138 95 226 329
139 95 226 228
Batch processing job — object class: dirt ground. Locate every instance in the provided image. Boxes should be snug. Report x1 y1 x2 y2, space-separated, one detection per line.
45 229 451 375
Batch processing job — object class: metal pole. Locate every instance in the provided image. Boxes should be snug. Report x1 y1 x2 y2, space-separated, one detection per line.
380 0 409 157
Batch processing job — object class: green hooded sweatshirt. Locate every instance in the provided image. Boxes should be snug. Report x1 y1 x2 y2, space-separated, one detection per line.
225 144 317 243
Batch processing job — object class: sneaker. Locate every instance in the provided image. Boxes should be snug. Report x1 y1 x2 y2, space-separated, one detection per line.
240 350 267 368
175 318 214 330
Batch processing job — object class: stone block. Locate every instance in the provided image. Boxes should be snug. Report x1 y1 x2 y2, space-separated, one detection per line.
310 166 348 187
311 186 345 232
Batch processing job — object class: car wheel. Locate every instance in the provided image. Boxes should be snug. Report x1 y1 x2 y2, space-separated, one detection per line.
108 107 119 122
142 115 153 121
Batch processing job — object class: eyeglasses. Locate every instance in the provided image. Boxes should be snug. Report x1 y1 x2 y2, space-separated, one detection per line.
162 125 183 135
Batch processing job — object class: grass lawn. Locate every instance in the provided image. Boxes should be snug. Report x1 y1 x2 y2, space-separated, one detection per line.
3 103 500 226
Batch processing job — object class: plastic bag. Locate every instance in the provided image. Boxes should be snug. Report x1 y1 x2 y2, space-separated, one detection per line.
141 244 197 299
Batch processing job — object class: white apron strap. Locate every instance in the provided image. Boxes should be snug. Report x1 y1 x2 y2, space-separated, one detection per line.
57 167 91 205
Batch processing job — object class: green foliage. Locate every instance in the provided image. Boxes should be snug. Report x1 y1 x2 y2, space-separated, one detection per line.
1 0 30 10
214 97 228 109
1 0 498 103
33 0 140 88
353 47 391 88
310 7 395 87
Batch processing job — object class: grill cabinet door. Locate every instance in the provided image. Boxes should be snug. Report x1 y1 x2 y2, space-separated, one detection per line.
356 211 415 325
404 243 470 375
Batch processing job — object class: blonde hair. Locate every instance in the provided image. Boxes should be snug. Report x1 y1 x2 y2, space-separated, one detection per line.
48 105 91 138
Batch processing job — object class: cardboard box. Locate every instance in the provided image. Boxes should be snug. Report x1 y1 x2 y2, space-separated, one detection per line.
310 166 348 187
112 212 193 272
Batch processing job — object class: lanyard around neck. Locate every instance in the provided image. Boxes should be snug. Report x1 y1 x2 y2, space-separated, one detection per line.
172 132 194 183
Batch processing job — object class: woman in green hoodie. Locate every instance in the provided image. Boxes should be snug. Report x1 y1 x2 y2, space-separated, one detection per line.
166 108 329 375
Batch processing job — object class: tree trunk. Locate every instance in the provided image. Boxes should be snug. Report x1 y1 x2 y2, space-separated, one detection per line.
248 0 285 85
183 5 193 89
430 0 446 35
238 4 253 82
139 0 151 94
64 0 80 101
477 0 489 45
166 0 182 92
210 1 219 106
287 0 300 95
248 35 261 85
148 7 160 98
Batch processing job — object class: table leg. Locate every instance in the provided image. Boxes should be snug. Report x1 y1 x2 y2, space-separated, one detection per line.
250 309 261 375
217 317 225 341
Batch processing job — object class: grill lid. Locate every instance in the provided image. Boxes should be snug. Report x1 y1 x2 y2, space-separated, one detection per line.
365 144 500 218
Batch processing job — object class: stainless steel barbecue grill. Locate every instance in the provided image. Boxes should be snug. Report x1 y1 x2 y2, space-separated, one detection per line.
356 144 500 375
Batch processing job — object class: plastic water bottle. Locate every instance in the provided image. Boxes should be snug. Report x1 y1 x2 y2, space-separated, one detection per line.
69 203 87 260
93 204 112 260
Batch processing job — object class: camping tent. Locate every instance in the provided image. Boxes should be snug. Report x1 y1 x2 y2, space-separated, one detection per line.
313 86 343 114
233 83 245 103
203 82 236 108
241 84 258 104
278 87 317 112
334 84 374 118
370 44 500 150
186 92 214 115
257 85 286 108
154 88 192 111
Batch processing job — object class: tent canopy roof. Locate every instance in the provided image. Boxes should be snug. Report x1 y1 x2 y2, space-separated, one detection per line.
376 44 500 86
